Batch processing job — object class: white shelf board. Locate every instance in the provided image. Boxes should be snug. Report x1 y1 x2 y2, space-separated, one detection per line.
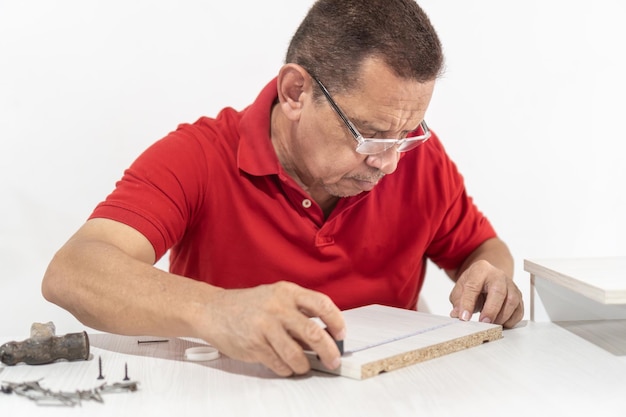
524 257 626 305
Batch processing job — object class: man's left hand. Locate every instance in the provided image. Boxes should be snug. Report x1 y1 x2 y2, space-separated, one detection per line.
449 260 524 328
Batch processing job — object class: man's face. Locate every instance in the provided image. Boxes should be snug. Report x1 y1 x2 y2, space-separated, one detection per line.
293 58 435 198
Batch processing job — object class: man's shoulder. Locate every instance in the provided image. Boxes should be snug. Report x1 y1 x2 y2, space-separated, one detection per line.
163 107 245 153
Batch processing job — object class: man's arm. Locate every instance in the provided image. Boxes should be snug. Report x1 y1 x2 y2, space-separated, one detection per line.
41 218 345 376
445 237 524 328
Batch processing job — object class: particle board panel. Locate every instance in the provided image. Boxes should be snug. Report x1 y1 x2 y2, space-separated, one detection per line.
306 304 502 380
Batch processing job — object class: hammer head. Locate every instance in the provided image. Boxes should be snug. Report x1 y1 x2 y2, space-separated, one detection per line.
1 330 90 366
0 341 20 365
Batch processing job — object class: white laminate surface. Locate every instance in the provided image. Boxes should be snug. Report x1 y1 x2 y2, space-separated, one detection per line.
2 320 626 416
525 257 626 304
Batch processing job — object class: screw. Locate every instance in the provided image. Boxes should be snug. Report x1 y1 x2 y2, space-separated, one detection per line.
123 363 130 381
97 356 105 380
137 339 169 344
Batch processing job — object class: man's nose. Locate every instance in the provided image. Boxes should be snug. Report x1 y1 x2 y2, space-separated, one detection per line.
365 147 400 175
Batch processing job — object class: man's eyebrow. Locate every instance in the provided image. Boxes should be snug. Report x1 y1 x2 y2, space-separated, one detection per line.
350 117 376 131
351 117 420 135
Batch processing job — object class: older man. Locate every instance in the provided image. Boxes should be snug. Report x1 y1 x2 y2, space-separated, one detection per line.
42 0 523 377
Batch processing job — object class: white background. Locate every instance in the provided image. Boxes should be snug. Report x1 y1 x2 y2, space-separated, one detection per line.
1 1 624 337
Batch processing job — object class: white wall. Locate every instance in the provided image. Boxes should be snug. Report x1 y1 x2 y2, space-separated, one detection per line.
1 1 624 336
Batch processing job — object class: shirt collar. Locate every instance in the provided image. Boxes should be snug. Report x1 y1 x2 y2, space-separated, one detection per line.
237 78 282 176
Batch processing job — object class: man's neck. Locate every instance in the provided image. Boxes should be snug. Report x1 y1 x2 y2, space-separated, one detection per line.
270 104 339 219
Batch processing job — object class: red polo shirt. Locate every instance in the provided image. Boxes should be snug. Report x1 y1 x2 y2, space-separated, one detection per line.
90 78 496 311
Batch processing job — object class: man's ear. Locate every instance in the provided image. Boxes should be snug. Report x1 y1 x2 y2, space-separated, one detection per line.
276 64 311 121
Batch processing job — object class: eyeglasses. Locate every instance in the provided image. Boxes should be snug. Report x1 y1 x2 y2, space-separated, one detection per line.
312 76 431 155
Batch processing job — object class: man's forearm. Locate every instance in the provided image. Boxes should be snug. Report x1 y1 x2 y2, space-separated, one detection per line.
447 237 514 282
42 238 218 338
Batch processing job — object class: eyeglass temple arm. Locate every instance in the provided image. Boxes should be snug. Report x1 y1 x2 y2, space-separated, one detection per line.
312 77 362 140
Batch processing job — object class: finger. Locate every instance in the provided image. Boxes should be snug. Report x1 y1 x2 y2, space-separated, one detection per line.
295 289 346 342
499 294 525 329
451 276 484 322
287 314 341 371
290 290 346 369
477 281 508 324
473 294 486 314
487 282 523 325
449 284 461 318
255 340 297 377
264 326 313 375
222 329 296 377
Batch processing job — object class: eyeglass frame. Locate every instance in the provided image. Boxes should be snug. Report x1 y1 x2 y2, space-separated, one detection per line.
311 75 431 155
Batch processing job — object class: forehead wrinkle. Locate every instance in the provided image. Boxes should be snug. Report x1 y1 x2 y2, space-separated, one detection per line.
336 55 435 134
334 79 433 135
351 105 422 134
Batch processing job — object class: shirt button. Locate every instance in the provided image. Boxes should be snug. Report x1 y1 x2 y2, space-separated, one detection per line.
302 199 312 208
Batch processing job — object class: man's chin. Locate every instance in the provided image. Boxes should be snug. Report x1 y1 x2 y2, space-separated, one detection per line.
324 181 375 198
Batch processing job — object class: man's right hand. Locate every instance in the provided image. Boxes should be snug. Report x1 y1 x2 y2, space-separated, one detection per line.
201 281 346 376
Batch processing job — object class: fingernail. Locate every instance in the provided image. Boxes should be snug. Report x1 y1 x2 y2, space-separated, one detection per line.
480 317 492 324
461 310 471 321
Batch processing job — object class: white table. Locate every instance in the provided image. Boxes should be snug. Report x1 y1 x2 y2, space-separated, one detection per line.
3 318 626 416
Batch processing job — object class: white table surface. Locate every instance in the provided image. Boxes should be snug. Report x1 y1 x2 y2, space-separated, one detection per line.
3 320 626 416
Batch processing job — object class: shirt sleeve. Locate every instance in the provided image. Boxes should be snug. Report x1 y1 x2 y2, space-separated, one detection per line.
89 122 212 262
421 136 497 272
